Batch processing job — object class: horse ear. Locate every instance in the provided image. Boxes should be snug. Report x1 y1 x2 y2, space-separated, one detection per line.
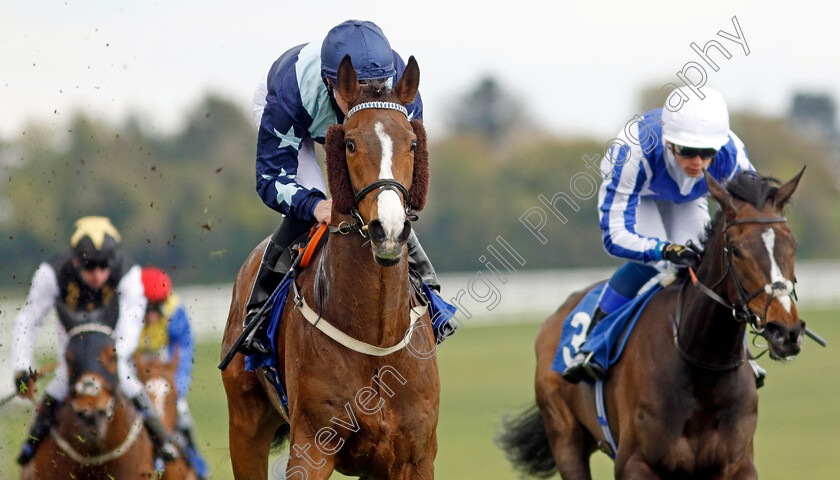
408 119 429 211
774 166 805 211
336 54 359 106
325 124 354 214
704 169 736 218
394 56 420 105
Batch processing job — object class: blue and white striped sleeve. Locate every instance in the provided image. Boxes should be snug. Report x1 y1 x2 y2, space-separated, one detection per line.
598 138 665 264
727 131 754 180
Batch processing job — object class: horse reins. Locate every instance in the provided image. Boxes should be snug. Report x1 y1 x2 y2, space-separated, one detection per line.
334 101 417 238
672 216 791 371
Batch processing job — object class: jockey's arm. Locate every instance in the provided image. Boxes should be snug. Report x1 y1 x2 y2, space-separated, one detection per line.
167 305 194 397
255 72 326 222
11 264 59 390
598 139 665 264
113 265 147 399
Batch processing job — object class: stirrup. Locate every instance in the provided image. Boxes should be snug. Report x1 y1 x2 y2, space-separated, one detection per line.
748 358 766 389
241 318 271 356
563 351 607 384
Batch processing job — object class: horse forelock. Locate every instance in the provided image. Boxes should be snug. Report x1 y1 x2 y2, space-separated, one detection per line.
725 171 783 210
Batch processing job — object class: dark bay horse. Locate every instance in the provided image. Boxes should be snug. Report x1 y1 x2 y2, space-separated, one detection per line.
135 351 198 480
221 54 440 479
26 325 155 479
500 169 806 479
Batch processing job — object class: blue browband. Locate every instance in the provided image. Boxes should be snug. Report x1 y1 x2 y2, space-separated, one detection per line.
344 101 408 122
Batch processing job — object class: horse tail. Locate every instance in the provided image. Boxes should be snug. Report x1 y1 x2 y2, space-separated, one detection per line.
270 423 291 451
496 404 556 478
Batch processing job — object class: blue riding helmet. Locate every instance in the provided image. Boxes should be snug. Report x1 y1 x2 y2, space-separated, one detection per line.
320 20 395 81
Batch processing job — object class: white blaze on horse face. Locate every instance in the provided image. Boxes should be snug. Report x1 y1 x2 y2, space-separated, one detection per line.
374 121 405 238
761 228 792 312
145 378 172 418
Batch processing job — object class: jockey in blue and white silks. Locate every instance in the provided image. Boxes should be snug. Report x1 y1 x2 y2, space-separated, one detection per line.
563 86 758 384
140 267 208 478
241 20 453 356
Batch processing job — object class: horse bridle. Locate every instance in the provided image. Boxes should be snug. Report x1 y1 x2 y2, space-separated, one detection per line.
333 101 417 238
673 216 793 371
698 216 793 328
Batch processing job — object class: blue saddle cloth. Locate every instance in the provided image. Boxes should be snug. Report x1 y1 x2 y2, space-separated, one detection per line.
244 276 294 406
551 283 662 376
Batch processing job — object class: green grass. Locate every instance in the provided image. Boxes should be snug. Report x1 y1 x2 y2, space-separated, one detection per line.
2 311 837 479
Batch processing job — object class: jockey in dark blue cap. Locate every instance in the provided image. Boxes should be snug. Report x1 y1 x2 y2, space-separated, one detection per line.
243 20 450 354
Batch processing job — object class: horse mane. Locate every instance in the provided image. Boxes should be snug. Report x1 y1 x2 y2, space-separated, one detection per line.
700 171 784 251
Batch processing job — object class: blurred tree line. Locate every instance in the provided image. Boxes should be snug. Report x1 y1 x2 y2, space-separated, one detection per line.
1 82 838 290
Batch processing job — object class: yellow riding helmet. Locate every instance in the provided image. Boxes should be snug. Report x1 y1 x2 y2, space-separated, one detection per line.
70 216 121 266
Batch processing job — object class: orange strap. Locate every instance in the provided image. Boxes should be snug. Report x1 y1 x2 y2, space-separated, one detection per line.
298 223 329 268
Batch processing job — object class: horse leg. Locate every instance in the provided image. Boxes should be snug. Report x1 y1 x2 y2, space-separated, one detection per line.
283 431 336 480
616 454 661 480
225 368 282 480
536 384 595 480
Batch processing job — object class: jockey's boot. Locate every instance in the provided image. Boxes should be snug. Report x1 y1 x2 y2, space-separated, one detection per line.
241 238 289 356
562 307 609 384
133 391 178 463
407 231 458 344
747 352 767 389
16 394 60 465
176 399 209 479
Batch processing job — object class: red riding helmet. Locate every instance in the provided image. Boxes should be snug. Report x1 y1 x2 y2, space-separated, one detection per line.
141 267 171 303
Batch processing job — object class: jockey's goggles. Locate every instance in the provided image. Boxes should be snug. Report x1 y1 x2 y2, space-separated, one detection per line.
672 144 718 160
81 259 111 271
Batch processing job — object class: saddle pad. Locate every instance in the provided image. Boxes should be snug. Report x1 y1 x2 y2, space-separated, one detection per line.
551 283 662 376
244 276 294 405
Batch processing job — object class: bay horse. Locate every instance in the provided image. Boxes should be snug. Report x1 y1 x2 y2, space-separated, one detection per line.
221 54 440 479
135 351 198 480
500 169 806 479
26 324 155 479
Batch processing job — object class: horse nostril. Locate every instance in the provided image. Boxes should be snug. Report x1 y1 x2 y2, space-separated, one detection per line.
368 219 386 244
398 220 412 243
765 322 784 342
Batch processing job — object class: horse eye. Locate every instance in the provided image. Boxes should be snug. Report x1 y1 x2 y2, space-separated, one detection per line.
345 139 356 153
410 140 417 154
731 246 742 258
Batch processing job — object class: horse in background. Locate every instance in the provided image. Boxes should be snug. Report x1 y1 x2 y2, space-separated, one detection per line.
500 169 806 479
26 325 154 479
221 54 440 479
135 350 198 480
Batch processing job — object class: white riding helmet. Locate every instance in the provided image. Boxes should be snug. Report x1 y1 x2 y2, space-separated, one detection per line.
662 86 730 149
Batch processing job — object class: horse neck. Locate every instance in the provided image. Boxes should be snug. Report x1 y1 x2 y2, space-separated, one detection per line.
316 232 411 345
678 225 747 367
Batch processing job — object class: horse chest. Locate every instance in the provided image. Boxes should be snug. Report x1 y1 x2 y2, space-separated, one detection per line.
635 396 757 472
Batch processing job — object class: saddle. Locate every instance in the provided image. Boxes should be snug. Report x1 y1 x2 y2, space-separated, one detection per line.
551 282 663 379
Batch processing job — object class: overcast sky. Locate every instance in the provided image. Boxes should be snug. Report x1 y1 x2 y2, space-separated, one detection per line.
2 1 839 141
